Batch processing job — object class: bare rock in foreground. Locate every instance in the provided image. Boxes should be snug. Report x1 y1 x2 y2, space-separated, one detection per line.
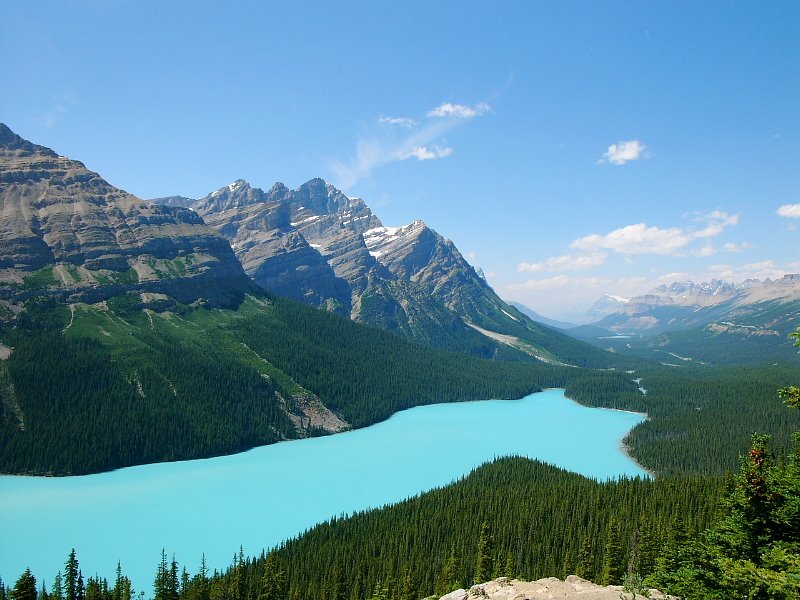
432 576 674 600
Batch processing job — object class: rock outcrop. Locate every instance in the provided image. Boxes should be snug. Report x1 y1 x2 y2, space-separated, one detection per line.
432 576 671 600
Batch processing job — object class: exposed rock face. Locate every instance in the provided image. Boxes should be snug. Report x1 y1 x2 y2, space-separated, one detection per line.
152 178 600 363
0 123 255 307
433 576 670 600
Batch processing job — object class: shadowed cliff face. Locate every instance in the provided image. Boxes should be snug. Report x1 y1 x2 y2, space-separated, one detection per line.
0 123 255 307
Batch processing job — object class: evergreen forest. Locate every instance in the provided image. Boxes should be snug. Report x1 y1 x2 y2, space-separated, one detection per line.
2 294 799 598
2 293 798 476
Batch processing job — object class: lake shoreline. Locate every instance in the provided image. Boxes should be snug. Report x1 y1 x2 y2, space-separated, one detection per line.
0 389 648 591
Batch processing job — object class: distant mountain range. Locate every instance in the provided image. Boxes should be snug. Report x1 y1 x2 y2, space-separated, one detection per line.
151 180 608 366
507 301 577 330
573 276 800 364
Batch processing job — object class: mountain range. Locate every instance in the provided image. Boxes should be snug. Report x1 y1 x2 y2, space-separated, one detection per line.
573 276 800 364
151 179 607 366
0 123 612 475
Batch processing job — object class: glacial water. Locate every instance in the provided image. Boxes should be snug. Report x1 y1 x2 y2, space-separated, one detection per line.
0 389 647 591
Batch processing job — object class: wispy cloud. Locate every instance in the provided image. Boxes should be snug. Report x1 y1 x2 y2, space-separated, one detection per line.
599 139 649 165
693 210 739 237
399 145 454 161
704 260 788 281
507 275 607 292
723 242 754 252
517 252 607 273
427 102 490 119
570 211 739 256
329 101 491 188
35 89 77 129
378 115 418 128
777 203 800 218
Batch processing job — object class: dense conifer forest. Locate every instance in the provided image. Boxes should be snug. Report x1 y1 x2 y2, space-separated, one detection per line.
0 459 726 600
2 292 798 476
2 296 798 598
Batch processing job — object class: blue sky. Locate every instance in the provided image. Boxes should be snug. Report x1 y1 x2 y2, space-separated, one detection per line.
2 1 798 320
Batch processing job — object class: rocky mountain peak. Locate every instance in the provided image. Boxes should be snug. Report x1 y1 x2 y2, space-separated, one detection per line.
0 125 254 306
0 123 56 156
652 279 739 298
266 182 290 200
150 175 602 365
196 179 267 213
585 294 631 321
290 178 351 216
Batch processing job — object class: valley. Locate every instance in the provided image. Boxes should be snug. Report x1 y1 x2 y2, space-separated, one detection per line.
0 389 647 593
1 124 798 599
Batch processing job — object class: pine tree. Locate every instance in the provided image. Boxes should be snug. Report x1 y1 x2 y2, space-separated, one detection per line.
399 566 417 600
10 569 37 600
76 572 85 600
368 580 388 600
257 553 285 600
349 572 364 600
601 517 624 585
65 550 80 600
194 555 209 600
52 573 64 600
436 546 462 595
329 562 347 600
574 536 594 581
503 552 516 580
475 521 494 584
154 550 173 600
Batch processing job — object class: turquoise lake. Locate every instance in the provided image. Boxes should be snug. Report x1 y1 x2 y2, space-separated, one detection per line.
0 389 647 591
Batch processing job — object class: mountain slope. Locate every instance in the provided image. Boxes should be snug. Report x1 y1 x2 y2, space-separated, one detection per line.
0 124 613 475
152 180 611 367
507 301 577 330
0 124 253 308
573 276 800 364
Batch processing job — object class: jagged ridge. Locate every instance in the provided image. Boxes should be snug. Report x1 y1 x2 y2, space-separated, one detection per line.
152 179 611 367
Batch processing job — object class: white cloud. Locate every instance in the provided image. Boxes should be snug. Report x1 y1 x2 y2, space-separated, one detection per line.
427 102 491 119
378 115 418 128
399 145 453 161
507 275 606 291
570 211 739 256
723 242 754 252
572 223 692 255
517 252 607 273
777 203 800 218
329 101 490 188
693 211 740 238
599 140 648 165
692 244 717 257
655 272 691 284
704 260 788 281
